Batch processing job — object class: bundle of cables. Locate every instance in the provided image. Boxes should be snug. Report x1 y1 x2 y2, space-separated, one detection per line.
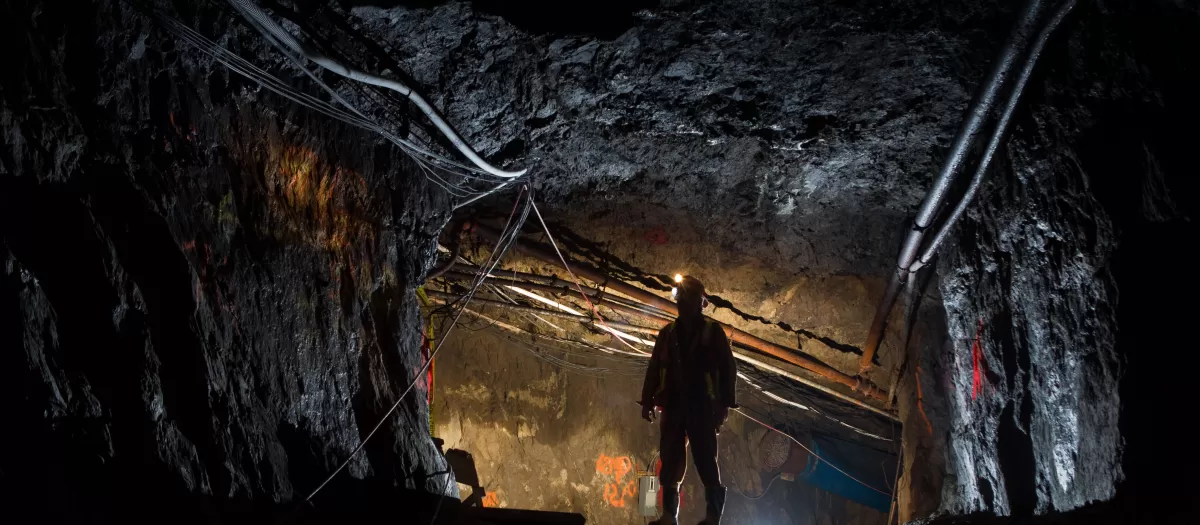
151 0 527 209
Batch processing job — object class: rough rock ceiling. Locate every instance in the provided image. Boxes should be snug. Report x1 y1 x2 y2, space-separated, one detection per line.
2 0 1198 524
315 0 1011 274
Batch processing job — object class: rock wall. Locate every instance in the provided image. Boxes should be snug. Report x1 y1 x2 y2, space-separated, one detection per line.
897 0 1200 522
3 0 1196 523
433 325 890 525
0 0 452 520
429 216 904 524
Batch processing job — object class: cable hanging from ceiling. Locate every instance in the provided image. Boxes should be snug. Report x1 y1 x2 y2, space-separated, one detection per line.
299 185 533 505
437 291 896 443
427 234 899 442
149 1 526 206
227 0 525 180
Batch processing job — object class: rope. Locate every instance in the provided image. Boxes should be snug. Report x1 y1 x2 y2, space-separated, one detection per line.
732 409 892 498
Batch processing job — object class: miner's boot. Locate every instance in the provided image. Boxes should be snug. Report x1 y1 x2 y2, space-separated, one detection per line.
697 485 726 524
650 482 679 525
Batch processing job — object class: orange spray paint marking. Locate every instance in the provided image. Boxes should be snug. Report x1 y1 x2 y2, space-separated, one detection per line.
481 491 499 508
622 480 637 499
971 319 986 401
603 483 624 508
643 226 669 245
596 454 637 508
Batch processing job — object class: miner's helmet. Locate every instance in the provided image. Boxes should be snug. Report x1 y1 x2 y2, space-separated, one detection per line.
671 274 708 310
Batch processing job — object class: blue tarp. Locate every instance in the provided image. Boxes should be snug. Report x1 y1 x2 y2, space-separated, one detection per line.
796 435 897 512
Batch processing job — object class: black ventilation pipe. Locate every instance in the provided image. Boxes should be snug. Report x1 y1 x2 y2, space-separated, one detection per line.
859 0 1051 374
909 0 1078 274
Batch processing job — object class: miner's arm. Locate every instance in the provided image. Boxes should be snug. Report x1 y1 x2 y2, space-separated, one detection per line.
640 325 670 408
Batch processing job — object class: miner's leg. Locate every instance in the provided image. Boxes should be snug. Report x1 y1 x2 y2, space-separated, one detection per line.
688 407 726 524
651 407 688 525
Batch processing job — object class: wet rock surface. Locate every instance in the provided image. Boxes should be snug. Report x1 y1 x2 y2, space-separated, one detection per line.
345 0 1001 275
920 1 1199 521
1 0 453 520
2 0 1197 523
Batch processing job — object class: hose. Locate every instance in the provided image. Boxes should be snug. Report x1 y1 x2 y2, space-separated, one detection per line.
859 0 1051 373
909 0 1079 273
153 11 502 201
227 0 526 179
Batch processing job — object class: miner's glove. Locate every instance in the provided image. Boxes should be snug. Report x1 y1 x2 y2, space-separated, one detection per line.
641 404 657 423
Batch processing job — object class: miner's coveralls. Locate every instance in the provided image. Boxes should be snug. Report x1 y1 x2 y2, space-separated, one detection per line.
640 318 738 490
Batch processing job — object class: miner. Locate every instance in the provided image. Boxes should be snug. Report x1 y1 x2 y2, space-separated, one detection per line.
641 275 738 525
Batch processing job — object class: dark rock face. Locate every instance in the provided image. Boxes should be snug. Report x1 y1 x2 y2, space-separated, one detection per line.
1 0 452 520
923 0 1199 521
339 0 1195 520
2 0 1196 523
341 0 1006 275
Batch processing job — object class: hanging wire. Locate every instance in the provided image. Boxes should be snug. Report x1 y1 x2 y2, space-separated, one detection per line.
226 0 525 179
728 473 783 500
732 409 892 498
428 292 647 374
301 186 531 504
154 10 520 204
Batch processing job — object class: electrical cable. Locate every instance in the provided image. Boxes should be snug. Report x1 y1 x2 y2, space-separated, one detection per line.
442 268 896 441
445 305 646 377
732 409 892 498
529 199 650 356
420 188 533 524
738 372 894 445
227 0 526 179
908 0 1078 274
302 186 530 505
729 473 783 500
427 469 455 525
488 284 568 333
425 282 646 363
158 3 518 205
155 12 501 201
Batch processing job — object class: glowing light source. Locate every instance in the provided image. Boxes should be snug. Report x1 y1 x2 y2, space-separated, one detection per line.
674 273 684 283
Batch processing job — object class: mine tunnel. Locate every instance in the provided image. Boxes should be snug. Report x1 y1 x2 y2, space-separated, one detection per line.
1 0 1196 524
